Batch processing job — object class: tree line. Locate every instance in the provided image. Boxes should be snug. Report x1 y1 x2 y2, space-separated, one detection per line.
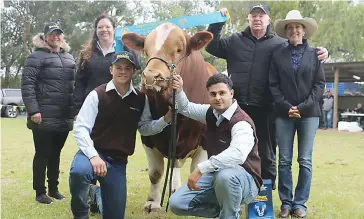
1 0 363 88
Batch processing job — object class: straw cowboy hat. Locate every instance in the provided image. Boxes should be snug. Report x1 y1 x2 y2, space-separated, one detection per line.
274 10 318 39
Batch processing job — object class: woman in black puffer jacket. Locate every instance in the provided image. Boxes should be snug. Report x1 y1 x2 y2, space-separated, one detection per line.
21 22 75 204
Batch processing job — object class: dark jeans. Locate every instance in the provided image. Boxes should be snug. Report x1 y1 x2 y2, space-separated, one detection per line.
32 128 69 194
69 150 127 219
239 105 277 186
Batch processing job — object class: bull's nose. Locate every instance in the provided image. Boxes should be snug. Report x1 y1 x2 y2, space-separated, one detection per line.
143 70 161 87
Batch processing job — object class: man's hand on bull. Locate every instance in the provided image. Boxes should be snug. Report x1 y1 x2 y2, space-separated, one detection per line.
89 156 107 177
171 75 184 93
316 47 329 63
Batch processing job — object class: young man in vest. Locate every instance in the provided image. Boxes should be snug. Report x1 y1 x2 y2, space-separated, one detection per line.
69 51 171 219
169 73 262 218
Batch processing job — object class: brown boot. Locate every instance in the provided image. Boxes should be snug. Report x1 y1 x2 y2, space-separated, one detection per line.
292 208 307 218
278 208 291 218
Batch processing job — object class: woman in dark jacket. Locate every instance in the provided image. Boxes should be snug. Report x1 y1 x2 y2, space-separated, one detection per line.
73 14 115 117
21 22 75 204
73 13 140 118
269 10 325 218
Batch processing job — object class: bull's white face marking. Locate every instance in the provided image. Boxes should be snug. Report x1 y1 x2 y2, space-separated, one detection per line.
155 23 175 51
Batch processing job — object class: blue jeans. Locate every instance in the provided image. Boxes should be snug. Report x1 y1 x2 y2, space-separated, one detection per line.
169 167 258 219
90 184 103 215
275 117 319 212
69 150 127 219
323 109 333 128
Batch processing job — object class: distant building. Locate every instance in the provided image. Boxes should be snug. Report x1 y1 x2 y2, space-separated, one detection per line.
326 82 363 96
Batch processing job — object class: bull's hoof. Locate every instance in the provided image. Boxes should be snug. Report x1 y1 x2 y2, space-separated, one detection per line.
144 201 161 214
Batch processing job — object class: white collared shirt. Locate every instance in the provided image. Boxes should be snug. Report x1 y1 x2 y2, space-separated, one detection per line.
105 80 137 99
97 41 115 56
73 80 169 159
176 90 255 174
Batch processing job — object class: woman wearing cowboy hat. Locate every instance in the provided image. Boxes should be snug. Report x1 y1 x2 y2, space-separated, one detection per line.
269 10 325 218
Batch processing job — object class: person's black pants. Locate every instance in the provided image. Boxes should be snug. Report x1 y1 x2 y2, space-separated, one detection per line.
239 105 277 187
32 128 69 195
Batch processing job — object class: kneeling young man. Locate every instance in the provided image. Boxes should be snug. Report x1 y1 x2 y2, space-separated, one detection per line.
69 51 171 219
169 73 262 219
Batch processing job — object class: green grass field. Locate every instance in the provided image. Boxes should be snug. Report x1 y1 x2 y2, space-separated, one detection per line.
1 117 364 219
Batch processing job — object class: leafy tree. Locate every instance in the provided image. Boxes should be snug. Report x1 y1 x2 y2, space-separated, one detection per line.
2 0 363 89
313 1 364 61
1 0 142 87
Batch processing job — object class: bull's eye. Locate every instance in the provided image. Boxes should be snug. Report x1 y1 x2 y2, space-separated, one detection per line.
177 49 182 53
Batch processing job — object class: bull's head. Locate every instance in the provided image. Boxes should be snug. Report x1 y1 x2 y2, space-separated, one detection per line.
122 23 213 92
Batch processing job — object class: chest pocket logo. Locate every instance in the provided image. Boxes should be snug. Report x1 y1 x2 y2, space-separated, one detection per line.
219 139 227 144
129 106 140 112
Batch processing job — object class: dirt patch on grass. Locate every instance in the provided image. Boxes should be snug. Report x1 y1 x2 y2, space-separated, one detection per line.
1 177 17 186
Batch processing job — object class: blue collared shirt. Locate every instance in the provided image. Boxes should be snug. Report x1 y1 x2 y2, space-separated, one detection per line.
175 90 255 174
289 39 307 72
73 80 170 159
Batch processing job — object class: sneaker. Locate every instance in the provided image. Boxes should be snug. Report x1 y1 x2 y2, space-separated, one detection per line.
36 193 53 204
48 191 65 200
89 184 99 213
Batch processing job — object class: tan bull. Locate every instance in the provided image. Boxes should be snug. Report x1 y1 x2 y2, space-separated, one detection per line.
122 23 216 213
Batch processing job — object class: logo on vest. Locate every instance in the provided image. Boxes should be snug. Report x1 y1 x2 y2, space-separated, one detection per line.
254 202 267 217
219 139 227 143
129 107 140 112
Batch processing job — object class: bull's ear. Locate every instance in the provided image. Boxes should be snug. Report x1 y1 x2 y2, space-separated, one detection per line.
121 33 145 54
189 31 213 51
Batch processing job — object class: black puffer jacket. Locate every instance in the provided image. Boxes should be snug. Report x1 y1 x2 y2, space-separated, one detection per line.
21 33 75 132
206 22 286 108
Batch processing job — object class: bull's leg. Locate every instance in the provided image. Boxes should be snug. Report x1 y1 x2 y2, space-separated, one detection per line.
171 159 186 193
190 146 208 173
143 145 164 213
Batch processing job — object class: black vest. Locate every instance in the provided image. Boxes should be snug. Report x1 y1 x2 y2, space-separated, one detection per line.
90 83 145 163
